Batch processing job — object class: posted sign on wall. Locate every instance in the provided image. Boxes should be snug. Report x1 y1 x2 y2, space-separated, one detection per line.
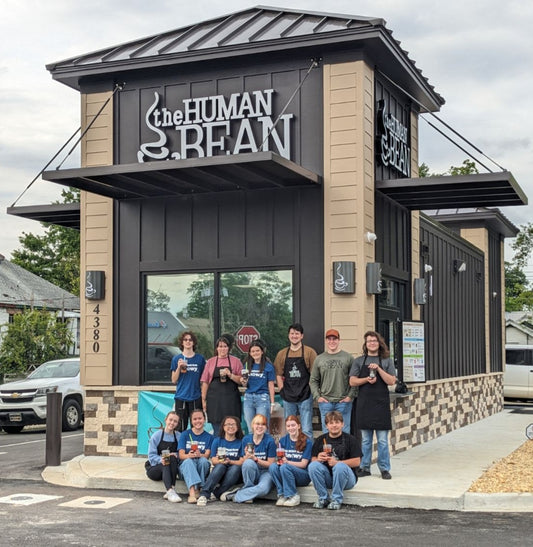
402 321 425 382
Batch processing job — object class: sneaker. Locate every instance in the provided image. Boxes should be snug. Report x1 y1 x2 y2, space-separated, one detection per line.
327 501 342 510
381 470 392 480
220 487 240 502
356 468 371 477
243 499 253 504
196 495 208 506
164 489 182 503
313 498 329 509
209 493 217 501
276 496 287 506
283 495 301 507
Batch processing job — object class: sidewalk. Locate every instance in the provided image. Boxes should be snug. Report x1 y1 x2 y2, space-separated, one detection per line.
42 409 533 512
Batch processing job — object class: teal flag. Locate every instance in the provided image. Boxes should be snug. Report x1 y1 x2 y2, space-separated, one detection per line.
137 391 174 455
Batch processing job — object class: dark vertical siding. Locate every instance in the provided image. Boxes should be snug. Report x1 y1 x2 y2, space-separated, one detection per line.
489 231 503 372
420 216 485 380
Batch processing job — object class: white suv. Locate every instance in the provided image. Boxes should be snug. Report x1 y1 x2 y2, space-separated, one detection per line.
504 345 533 400
0 358 83 434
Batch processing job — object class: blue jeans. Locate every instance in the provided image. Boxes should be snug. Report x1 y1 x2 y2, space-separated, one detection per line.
179 457 211 489
243 392 271 433
234 459 273 503
318 401 352 433
360 429 391 472
200 463 242 499
308 461 356 504
281 395 314 439
269 462 310 498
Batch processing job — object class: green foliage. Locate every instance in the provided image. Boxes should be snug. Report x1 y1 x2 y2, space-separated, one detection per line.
511 222 533 270
504 263 533 312
146 288 171 312
419 159 479 177
0 309 74 377
11 188 80 295
418 163 430 178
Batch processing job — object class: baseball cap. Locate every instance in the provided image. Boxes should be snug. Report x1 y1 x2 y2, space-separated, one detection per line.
325 329 340 339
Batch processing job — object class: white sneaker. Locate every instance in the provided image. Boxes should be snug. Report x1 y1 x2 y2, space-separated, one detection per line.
283 495 301 507
276 496 287 506
209 493 217 501
166 489 182 503
197 495 208 506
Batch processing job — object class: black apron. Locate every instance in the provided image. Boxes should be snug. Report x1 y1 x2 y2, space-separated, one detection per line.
157 430 179 454
279 345 311 403
355 356 392 431
206 357 242 426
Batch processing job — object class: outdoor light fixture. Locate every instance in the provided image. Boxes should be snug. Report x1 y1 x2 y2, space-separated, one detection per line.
365 231 377 243
424 264 433 273
453 259 466 274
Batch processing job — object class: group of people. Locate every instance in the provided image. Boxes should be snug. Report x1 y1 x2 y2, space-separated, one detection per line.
145 324 397 509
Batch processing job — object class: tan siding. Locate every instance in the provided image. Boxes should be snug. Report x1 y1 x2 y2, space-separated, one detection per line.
410 112 421 320
80 91 114 387
323 60 375 354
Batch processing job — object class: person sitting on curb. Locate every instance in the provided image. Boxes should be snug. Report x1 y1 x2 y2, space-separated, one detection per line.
145 411 182 503
178 409 213 503
196 415 244 506
221 413 276 503
308 410 361 510
268 414 312 507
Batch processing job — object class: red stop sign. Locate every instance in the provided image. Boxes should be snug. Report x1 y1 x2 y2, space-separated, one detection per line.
235 325 260 353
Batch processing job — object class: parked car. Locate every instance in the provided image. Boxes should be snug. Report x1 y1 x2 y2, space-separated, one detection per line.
145 345 180 383
504 345 533 400
0 358 83 434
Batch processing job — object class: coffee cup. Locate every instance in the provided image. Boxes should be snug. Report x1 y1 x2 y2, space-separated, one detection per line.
162 449 170 465
276 447 285 465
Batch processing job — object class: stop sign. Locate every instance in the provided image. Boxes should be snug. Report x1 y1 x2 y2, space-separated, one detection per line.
235 325 260 353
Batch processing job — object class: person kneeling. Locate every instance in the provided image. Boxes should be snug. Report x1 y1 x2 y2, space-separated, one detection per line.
308 410 361 510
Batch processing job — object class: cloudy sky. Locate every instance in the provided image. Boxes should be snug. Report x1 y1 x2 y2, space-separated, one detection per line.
1 0 532 275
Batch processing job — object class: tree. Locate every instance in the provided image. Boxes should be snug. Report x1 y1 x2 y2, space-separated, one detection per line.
146 288 171 312
419 159 479 178
511 222 533 270
0 309 74 378
504 263 533 312
11 188 80 295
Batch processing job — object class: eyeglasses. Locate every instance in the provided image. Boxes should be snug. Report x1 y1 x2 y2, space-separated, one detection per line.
224 423 237 427
183 337 193 342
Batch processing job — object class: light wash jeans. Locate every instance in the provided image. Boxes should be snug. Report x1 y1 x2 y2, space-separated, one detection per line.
269 462 310 498
234 459 273 503
243 392 271 433
318 401 352 433
281 395 314 439
360 429 391 472
308 460 356 504
179 457 211 489
199 463 242 499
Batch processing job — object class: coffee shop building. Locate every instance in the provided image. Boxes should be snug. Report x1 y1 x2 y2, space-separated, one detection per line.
9 6 527 456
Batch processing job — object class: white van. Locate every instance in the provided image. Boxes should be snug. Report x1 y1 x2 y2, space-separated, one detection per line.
504 345 533 400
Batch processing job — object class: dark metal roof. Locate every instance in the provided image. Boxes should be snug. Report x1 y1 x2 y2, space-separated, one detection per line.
46 5 444 111
7 203 81 230
39 152 320 200
424 207 520 238
376 171 528 211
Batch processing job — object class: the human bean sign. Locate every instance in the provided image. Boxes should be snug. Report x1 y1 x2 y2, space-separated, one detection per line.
138 89 294 162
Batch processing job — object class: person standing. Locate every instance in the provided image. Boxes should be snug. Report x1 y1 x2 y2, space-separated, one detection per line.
170 331 206 432
310 329 356 433
274 323 317 440
178 409 213 503
349 331 396 480
308 410 361 510
200 335 243 435
242 339 276 432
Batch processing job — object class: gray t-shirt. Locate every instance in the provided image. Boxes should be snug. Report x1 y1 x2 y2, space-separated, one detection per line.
350 354 396 377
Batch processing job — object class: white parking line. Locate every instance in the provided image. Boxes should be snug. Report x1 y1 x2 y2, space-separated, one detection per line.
59 496 132 509
0 493 63 506
0 432 84 448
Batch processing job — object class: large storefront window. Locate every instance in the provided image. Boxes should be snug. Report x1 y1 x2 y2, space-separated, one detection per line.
144 270 292 382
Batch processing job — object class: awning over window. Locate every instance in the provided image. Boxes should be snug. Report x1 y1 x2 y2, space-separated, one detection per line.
6 203 81 230
376 171 527 210
40 152 321 200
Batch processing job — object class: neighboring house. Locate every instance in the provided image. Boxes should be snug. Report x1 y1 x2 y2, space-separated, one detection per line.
505 312 533 345
0 254 80 354
147 311 185 345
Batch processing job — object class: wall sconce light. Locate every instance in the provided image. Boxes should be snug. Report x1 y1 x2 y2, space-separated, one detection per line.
85 271 105 300
424 264 433 274
453 259 466 274
365 232 377 243
414 278 427 305
492 292 498 298
333 261 355 294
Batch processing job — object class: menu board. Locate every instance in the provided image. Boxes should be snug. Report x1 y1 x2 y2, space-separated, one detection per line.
402 321 425 382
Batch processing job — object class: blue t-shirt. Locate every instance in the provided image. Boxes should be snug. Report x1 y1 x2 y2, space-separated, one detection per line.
177 429 213 454
245 361 276 394
241 433 276 461
211 437 243 461
170 353 206 401
279 434 312 463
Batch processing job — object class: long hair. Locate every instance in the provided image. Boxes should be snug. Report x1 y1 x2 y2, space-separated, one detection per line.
362 331 390 358
177 330 197 351
285 415 308 453
163 411 180 431
246 339 267 373
219 415 244 440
